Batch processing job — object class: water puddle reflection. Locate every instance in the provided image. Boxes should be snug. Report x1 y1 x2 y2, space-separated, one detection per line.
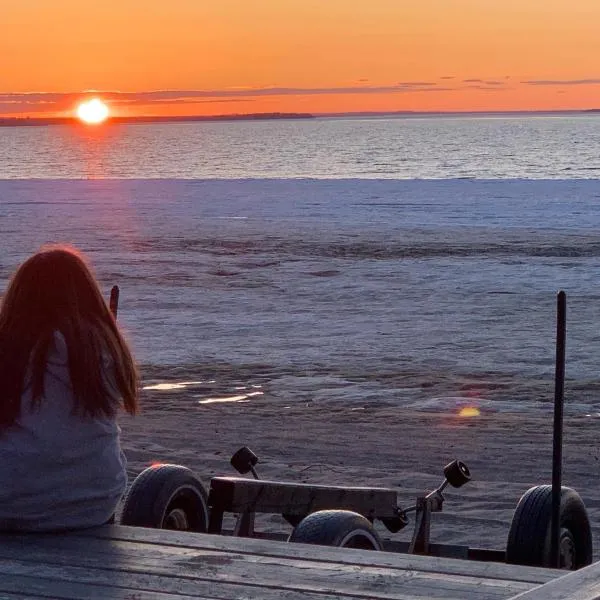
143 380 205 391
142 379 264 405
198 391 264 404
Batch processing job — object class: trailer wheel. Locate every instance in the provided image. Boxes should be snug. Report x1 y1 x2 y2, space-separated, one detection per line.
506 485 592 569
288 510 382 550
120 464 208 532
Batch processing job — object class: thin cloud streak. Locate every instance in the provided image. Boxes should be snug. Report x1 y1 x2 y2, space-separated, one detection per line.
0 79 521 106
0 84 458 114
2 76 598 115
463 79 505 86
0 84 454 103
110 98 250 106
524 78 600 86
396 81 438 87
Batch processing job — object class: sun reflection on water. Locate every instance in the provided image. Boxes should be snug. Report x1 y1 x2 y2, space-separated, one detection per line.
142 379 264 405
198 391 264 405
142 381 205 391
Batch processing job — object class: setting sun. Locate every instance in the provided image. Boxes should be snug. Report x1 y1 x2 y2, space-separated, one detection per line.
76 99 109 124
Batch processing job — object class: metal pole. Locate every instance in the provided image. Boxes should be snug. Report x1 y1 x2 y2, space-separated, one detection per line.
109 285 120 318
551 290 566 568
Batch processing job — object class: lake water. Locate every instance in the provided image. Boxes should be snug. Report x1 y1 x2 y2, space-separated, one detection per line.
2 114 600 414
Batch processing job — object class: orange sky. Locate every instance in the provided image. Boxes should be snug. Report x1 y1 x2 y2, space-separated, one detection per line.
2 0 600 118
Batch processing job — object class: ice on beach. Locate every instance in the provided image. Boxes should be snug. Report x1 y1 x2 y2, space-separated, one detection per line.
3 177 600 414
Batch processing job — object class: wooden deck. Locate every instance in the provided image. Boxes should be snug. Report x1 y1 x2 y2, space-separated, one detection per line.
0 525 573 599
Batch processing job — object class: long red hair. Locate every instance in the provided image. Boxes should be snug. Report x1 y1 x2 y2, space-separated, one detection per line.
0 245 138 428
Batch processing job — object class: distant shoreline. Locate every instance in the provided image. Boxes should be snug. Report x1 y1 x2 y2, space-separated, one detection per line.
0 108 598 128
0 112 315 128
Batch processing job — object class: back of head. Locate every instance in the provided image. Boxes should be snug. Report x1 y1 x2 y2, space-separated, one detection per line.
1 246 108 337
0 245 138 427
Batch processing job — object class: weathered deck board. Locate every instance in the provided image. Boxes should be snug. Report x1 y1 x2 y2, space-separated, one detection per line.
81 525 561 584
0 594 46 600
0 525 563 600
508 559 600 599
0 572 207 600
0 542 530 600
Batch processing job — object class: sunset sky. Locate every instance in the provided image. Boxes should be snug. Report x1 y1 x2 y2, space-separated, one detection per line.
2 0 600 118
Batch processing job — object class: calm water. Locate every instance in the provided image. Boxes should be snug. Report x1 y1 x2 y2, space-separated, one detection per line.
2 114 600 179
2 114 600 414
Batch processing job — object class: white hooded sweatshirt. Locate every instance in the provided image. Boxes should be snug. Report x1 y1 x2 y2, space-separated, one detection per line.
0 332 127 531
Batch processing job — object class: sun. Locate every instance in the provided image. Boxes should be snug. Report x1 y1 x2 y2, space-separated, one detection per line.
76 98 110 124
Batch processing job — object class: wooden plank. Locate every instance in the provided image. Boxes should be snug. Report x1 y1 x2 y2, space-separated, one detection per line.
508 560 600 599
0 541 529 600
0 533 538 600
0 559 353 600
208 476 400 518
0 594 47 600
78 525 561 585
0 560 366 600
0 593 46 600
0 572 209 600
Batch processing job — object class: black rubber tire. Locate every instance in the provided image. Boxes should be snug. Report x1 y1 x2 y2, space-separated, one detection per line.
288 510 383 550
120 464 208 532
506 485 592 569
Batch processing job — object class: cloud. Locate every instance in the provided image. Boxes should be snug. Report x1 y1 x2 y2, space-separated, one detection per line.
110 97 250 106
0 92 70 103
462 79 505 86
98 85 451 98
0 85 461 115
0 83 456 106
0 92 251 114
396 81 438 87
523 78 600 86
6 75 596 116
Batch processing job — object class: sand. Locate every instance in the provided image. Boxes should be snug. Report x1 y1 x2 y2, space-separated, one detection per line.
119 372 600 559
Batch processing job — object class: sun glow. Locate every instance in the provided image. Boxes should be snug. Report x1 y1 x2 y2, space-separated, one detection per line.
76 98 109 124
458 406 481 418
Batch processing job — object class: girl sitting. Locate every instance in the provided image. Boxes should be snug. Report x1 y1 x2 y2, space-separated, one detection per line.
0 245 138 531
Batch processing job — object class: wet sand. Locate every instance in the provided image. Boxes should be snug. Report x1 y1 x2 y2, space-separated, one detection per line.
119 371 600 558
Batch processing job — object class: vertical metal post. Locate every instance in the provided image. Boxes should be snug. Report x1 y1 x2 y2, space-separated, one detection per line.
109 285 120 318
551 291 566 568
